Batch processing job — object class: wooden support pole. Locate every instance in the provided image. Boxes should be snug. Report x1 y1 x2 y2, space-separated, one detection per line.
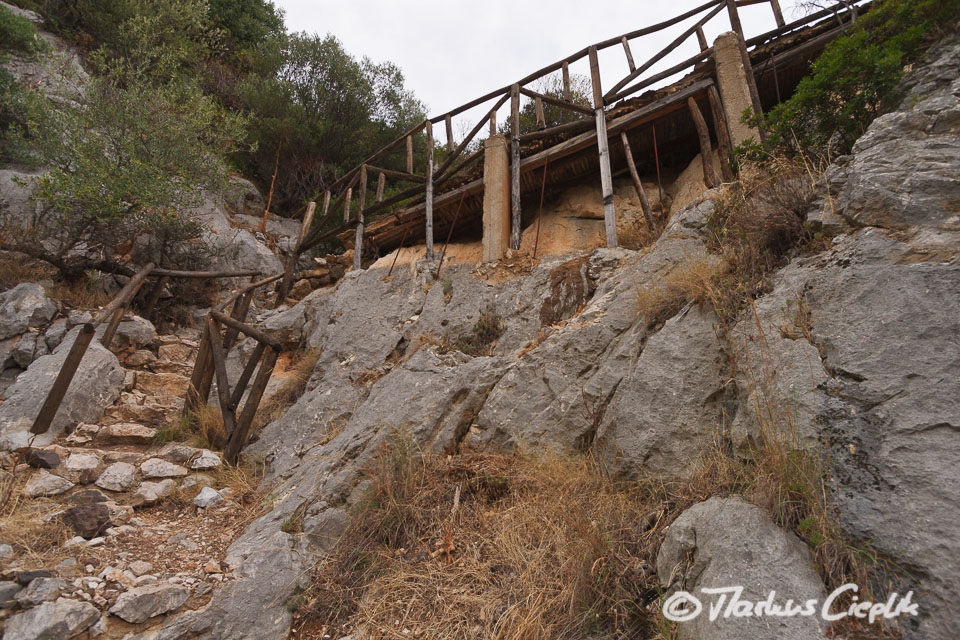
425 120 435 260
361 165 424 184
185 324 212 413
509 83 521 251
696 26 708 51
225 347 279 465
30 323 95 435
620 131 656 232
375 172 386 203
354 165 367 271
445 115 454 153
621 36 636 72
707 85 736 181
406 134 414 174
275 199 319 307
725 0 764 123
489 110 497 136
770 0 785 27
142 275 169 321
535 96 546 129
209 309 282 351
519 87 593 116
148 268 258 279
688 97 719 189
92 262 155 328
228 342 266 410
562 61 571 101
206 318 237 443
100 306 125 351
223 287 254 350
343 187 353 224
589 46 618 248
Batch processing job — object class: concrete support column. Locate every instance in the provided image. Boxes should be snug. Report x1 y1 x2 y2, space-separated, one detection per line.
713 31 761 147
482 135 511 262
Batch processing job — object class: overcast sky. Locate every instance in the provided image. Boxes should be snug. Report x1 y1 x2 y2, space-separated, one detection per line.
274 0 812 145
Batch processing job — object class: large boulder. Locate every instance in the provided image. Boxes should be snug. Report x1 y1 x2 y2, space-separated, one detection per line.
1 597 99 640
108 583 190 623
0 330 124 450
656 497 827 640
0 283 57 340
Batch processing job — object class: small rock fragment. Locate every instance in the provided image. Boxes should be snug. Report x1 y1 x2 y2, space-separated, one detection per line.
140 457 188 479
193 486 223 508
108 583 190 623
23 469 74 497
95 462 137 492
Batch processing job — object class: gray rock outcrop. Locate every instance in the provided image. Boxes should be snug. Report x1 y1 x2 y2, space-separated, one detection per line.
109 583 190 623
0 283 57 340
2 597 99 640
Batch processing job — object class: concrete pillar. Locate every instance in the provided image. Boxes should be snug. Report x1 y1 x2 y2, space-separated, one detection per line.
482 135 511 262
713 31 761 147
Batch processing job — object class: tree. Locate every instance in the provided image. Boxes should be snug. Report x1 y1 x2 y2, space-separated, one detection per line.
207 0 284 52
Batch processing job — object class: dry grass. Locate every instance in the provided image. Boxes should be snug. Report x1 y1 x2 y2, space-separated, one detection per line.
251 348 321 433
0 253 110 309
0 463 73 570
635 256 725 327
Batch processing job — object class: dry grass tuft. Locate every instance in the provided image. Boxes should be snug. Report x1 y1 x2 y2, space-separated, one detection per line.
0 253 110 309
635 256 725 327
0 465 73 569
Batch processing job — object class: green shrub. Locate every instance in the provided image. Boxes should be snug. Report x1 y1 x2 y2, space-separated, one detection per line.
747 0 960 158
0 4 47 56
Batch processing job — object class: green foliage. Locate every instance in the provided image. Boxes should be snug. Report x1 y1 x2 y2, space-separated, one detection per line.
0 4 48 56
0 68 49 164
207 0 283 51
450 309 504 356
750 0 960 158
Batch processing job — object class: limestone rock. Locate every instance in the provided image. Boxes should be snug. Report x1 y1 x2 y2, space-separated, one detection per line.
135 479 177 505
100 316 157 352
23 469 74 497
15 577 66 607
96 422 156 446
62 503 111 539
24 448 60 469
135 371 190 398
0 580 19 607
193 486 223 508
108 583 190 623
0 283 57 340
657 497 826 640
12 331 48 368
189 449 221 470
129 561 153 577
2 597 99 640
140 457 188 479
64 452 100 471
95 462 137 492
157 442 201 465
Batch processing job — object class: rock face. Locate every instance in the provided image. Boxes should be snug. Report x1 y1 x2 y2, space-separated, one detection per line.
656 497 827 640
0 283 57 340
108 583 190 623
0 331 124 450
2 597 99 640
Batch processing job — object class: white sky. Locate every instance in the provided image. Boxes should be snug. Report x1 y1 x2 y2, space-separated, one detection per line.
274 0 813 146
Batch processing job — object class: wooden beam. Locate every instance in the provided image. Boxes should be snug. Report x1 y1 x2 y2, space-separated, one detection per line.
425 120 435 259
707 85 735 181
209 309 282 351
435 92 508 180
92 262 155 327
224 347 279 466
519 119 593 142
588 46 603 108
562 61 571 101
519 87 593 116
353 165 367 270
276 198 318 306
185 324 212 414
769 0 785 27
363 165 424 184
590 46 617 248
490 110 497 136
406 134 414 174
510 83 521 250
744 1 862 47
376 171 386 203
445 114 454 153
206 318 237 442
535 96 546 129
30 323 95 435
696 26 708 51
342 187 352 224
725 0 764 122
621 36 636 72
688 97 719 189
228 342 266 411
605 1 724 101
620 131 655 231
607 47 713 103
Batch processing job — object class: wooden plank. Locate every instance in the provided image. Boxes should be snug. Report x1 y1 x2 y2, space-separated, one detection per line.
354 165 367 270
589 46 617 247
744 1 862 46
519 119 593 142
228 341 265 411
607 47 713 103
325 120 426 194
769 0 785 27
425 120 435 259
707 85 735 181
688 97 719 189
206 318 237 441
592 0 722 49
605 1 724 101
225 347 279 465
621 36 636 72
209 309 282 351
436 148 483 189
510 83 521 250
445 115 454 154
588 46 603 108
620 131 655 231
406 135 414 174
30 323 95 435
519 87 593 116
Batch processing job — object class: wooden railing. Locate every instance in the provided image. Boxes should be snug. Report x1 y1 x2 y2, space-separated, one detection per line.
295 0 865 259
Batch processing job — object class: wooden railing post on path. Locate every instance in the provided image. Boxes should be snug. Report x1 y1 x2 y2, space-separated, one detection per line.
589 46 618 248
275 195 322 308
425 120 435 260
509 83 521 251
354 165 367 271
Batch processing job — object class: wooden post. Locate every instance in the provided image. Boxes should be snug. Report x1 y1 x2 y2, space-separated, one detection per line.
223 287 254 350
228 342 266 410
688 97 719 189
406 134 414 174
589 45 618 248
224 346 279 465
696 26 708 51
489 110 497 136
185 324 212 414
621 36 636 72
725 0 764 123
707 86 736 182
535 96 546 130
354 165 367 271
770 0 785 27
100 306 125 351
275 198 319 307
343 187 352 223
445 115 454 154
509 83 521 251
206 318 237 443
30 323 95 435
425 120 435 260
142 275 169 320
620 131 656 232
562 61 571 101
376 172 386 203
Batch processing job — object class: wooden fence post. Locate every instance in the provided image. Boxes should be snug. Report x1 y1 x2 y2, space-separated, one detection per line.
406 134 414 174
725 0 765 126
589 45 618 248
707 86 736 181
620 131 656 232
687 97 719 189
510 83 521 250
425 120 435 259
224 347 279 465
30 323 95 435
275 197 320 307
354 165 367 271
343 187 352 224
770 0 785 27
206 318 237 446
